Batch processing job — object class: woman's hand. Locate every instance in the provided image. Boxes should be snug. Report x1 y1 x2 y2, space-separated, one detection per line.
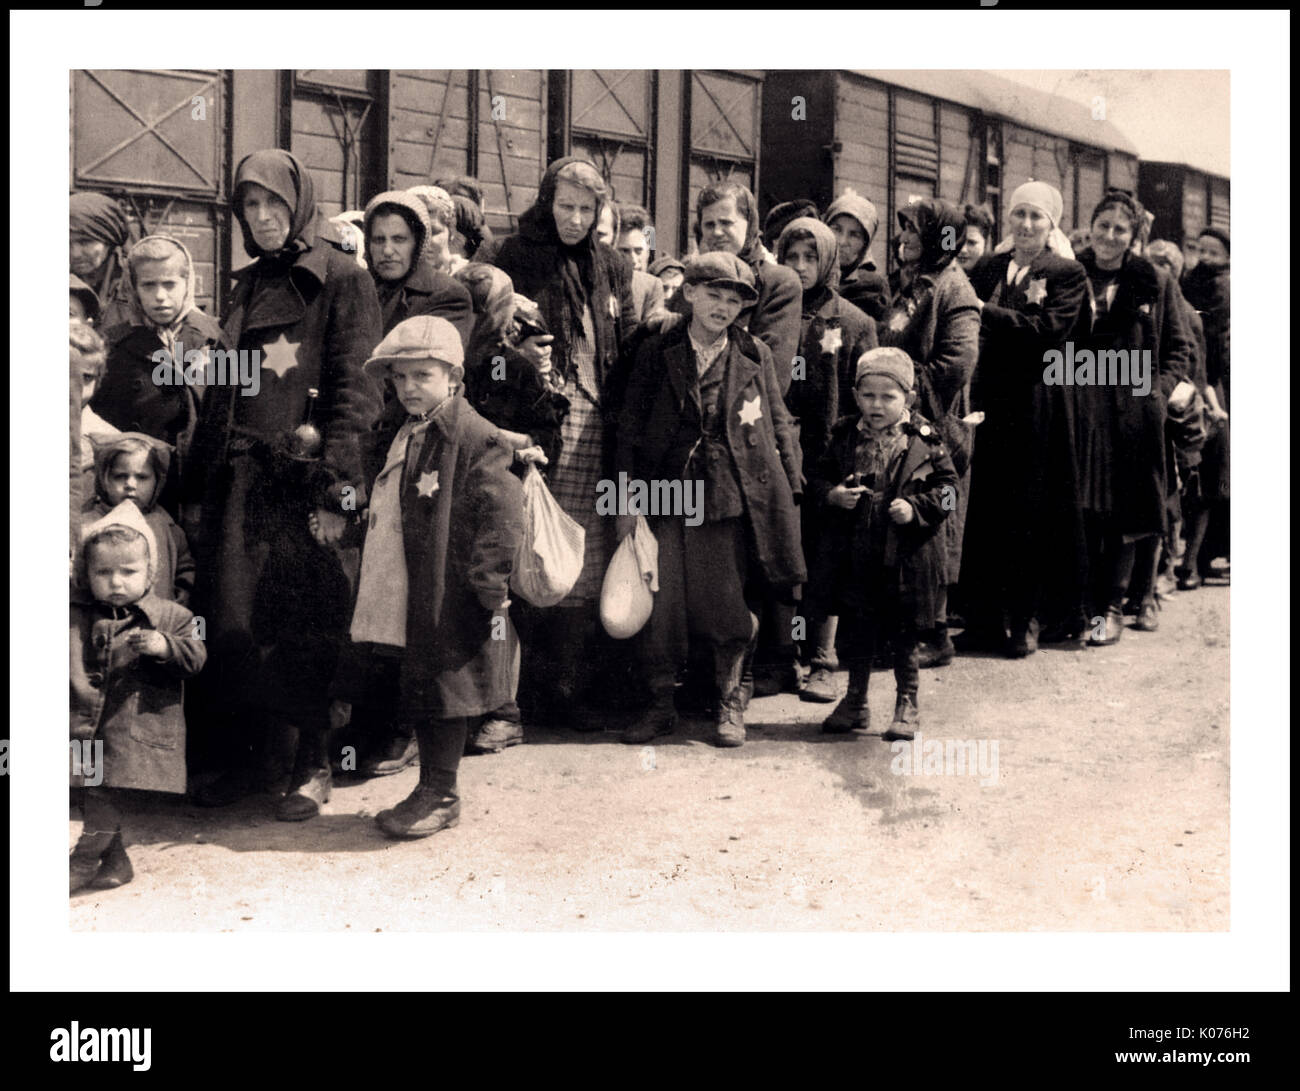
888 499 915 525
827 484 867 510
517 334 554 373
127 630 169 658
515 445 548 466
309 509 347 546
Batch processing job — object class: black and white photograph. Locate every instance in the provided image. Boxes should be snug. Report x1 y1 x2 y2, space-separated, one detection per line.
8 5 1289 1018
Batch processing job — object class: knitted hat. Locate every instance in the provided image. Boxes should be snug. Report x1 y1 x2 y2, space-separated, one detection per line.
1008 180 1064 229
363 315 465 390
823 189 881 247
77 499 159 592
682 251 757 302
406 185 456 229
364 190 432 267
854 346 915 393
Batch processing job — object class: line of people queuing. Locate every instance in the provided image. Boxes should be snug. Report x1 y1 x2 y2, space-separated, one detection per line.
68 151 1229 890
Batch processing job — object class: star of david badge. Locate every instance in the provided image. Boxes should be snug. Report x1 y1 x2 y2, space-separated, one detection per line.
415 470 440 498
259 333 301 379
889 310 909 332
738 395 763 427
819 326 842 355
1025 278 1049 306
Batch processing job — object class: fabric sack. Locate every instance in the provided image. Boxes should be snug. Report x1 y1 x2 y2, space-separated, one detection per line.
510 465 585 607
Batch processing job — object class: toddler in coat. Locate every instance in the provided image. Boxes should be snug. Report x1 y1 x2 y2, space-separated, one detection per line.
70 501 207 893
806 348 957 739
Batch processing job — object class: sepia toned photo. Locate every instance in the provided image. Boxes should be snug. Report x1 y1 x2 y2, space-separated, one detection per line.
64 65 1231 935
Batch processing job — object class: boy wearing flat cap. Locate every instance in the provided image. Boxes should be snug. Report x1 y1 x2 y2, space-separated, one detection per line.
615 252 805 748
805 347 957 740
329 316 524 838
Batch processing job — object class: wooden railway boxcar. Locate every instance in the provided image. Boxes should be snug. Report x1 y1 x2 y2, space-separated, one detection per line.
71 69 1212 323
1138 159 1231 266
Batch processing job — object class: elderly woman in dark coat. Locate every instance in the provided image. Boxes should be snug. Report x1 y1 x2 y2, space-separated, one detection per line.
823 189 891 323
70 192 135 333
184 149 382 817
477 156 637 726
1071 192 1193 642
363 189 473 342
774 215 877 700
962 180 1091 657
877 199 981 667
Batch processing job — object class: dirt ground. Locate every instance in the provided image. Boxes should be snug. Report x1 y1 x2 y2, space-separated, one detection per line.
71 583 1229 932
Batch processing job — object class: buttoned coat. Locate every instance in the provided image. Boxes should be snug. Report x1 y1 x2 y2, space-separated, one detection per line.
805 414 958 628
334 396 525 719
616 321 806 592
70 590 207 793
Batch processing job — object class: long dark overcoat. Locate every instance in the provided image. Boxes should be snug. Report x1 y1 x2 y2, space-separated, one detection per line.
963 247 1090 625
184 218 381 718
1071 249 1192 537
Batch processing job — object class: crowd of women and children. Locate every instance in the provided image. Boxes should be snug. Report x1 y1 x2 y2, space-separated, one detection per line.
68 148 1229 891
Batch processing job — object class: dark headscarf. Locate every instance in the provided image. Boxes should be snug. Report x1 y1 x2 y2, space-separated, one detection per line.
70 192 132 300
70 192 131 249
693 181 763 267
516 156 610 356
897 198 966 277
763 199 821 250
231 150 317 263
452 194 486 257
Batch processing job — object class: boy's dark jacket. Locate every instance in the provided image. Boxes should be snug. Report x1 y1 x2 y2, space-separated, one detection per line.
615 321 806 591
335 395 524 718
806 413 957 627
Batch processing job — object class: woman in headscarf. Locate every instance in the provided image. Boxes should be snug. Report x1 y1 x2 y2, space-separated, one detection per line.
363 189 473 341
70 191 135 332
184 149 382 818
962 180 1091 657
823 189 891 323
1071 192 1194 643
877 199 981 667
670 181 803 395
775 216 877 702
476 156 637 728
1178 226 1230 589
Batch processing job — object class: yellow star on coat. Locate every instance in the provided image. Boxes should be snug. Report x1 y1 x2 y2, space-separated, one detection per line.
1024 278 1049 306
260 333 301 379
738 395 763 427
819 326 842 355
415 470 440 498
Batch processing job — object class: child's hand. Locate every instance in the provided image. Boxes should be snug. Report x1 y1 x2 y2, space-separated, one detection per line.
127 630 169 658
962 410 985 426
515 445 548 466
517 335 554 373
310 508 347 546
888 499 915 524
328 700 352 731
827 484 867 509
